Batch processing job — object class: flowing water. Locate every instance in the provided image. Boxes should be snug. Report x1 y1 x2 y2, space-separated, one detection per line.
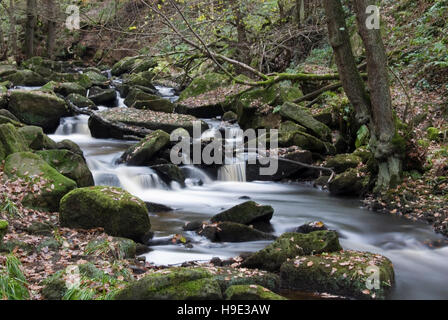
43 85 448 300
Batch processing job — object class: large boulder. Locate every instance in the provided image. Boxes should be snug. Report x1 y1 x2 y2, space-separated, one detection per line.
279 102 332 141
36 149 94 187
124 88 174 113
326 153 362 174
329 168 370 197
88 86 117 107
3 69 46 86
66 93 96 109
83 70 108 87
150 164 185 186
7 90 69 133
114 267 222 300
18 126 58 150
119 130 170 166
42 81 87 97
59 186 151 242
49 73 92 89
4 152 77 212
211 201 274 225
88 107 208 139
111 56 157 76
224 285 287 300
241 231 342 272
0 64 17 78
0 123 29 160
280 250 395 300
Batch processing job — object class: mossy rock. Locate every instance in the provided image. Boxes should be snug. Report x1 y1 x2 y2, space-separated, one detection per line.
352 147 373 164
0 239 34 253
224 285 287 300
150 164 185 186
279 102 331 141
199 222 276 243
18 125 58 150
36 149 94 187
292 131 332 154
212 267 280 293
3 69 46 86
0 109 19 122
88 86 117 107
7 90 69 133
41 270 66 300
55 139 85 159
0 123 29 161
0 220 8 244
26 221 54 236
84 71 108 86
119 130 170 166
222 111 238 122
49 73 92 89
59 186 151 242
280 250 395 300
211 201 274 225
36 238 60 252
278 121 307 146
125 88 174 113
241 231 342 272
66 93 96 109
114 267 222 300
123 72 155 91
179 73 230 101
329 168 370 197
326 154 362 174
42 81 87 97
111 56 157 76
4 152 77 212
0 64 17 78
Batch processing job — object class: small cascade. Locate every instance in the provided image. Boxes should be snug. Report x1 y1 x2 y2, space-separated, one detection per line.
182 166 213 186
217 162 246 182
54 115 91 136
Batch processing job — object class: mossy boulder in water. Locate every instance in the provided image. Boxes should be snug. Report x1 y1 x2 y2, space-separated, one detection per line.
59 186 151 242
279 102 331 141
199 222 276 242
4 152 77 212
150 164 185 186
49 73 92 89
122 71 155 91
114 267 222 300
0 220 8 244
84 71 108 87
0 64 17 78
36 149 94 187
211 201 274 225
280 250 395 300
111 56 157 76
0 123 29 161
224 285 287 300
7 90 69 133
119 130 170 166
42 81 87 97
326 153 362 174
66 93 96 109
241 231 342 272
55 139 85 159
18 126 58 150
329 168 370 197
88 86 117 107
125 88 174 113
3 69 46 86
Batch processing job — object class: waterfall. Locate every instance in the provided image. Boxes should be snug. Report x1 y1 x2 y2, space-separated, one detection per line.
217 162 246 182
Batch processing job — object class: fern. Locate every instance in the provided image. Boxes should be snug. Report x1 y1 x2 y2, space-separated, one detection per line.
0 254 30 300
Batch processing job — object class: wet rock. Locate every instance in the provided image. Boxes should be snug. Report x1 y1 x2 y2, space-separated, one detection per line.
224 285 287 300
0 64 17 78
241 231 342 272
88 86 117 107
111 56 157 77
59 186 151 242
0 109 19 122
294 221 328 234
7 90 69 133
145 202 173 213
326 153 362 174
329 168 370 197
36 149 94 187
18 126 58 150
122 71 156 92
26 221 54 236
88 107 208 139
151 164 186 187
199 222 276 242
84 70 109 87
0 123 29 161
183 221 203 231
42 81 87 97
280 250 395 300
125 88 174 113
114 267 222 300
211 201 274 225
279 102 331 141
49 72 92 89
313 175 331 188
222 111 238 123
55 139 85 159
119 130 170 166
4 152 77 212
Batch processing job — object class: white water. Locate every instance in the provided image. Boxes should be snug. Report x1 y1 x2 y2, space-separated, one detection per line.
46 87 448 300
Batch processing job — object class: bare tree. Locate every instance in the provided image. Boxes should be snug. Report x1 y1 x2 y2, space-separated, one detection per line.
25 0 37 58
45 0 57 59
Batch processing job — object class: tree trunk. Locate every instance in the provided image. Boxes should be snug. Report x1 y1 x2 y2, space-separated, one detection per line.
322 0 370 125
296 0 305 27
8 0 18 59
25 0 37 58
46 0 57 59
352 0 402 190
230 0 251 75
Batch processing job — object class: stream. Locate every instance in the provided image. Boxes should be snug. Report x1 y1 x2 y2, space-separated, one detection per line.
40 83 448 300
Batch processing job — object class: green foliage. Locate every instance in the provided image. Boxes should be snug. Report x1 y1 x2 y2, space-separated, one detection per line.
0 254 30 300
1 193 21 218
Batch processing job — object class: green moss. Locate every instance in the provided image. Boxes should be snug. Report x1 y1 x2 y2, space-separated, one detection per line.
120 130 170 166
3 69 46 86
224 285 287 300
66 93 96 109
0 123 29 161
4 152 77 212
280 250 395 300
242 231 342 272
37 149 94 187
84 71 108 86
329 168 370 197
326 154 362 174
211 201 273 225
0 220 8 243
18 125 57 150
59 186 150 241
427 127 441 141
179 73 230 101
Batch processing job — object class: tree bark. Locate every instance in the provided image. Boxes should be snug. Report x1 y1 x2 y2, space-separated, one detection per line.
7 0 18 59
352 0 402 190
25 0 37 58
46 0 57 59
323 0 370 125
230 0 251 75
